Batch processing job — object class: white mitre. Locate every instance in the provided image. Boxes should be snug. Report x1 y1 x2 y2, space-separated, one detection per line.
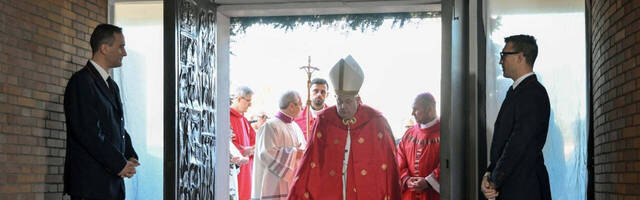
329 55 364 95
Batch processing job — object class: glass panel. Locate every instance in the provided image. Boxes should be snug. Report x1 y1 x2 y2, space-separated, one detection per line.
113 2 163 200
485 1 587 199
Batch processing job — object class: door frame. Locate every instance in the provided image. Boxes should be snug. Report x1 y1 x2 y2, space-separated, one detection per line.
214 1 466 199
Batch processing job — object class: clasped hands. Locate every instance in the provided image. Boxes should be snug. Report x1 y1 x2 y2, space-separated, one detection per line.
118 158 140 178
406 177 430 192
481 172 499 199
231 156 249 165
231 146 256 165
242 146 255 157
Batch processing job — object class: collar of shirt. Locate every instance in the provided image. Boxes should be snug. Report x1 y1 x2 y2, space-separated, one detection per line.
276 111 294 123
310 108 319 118
309 104 326 118
420 117 439 129
90 60 111 87
512 72 535 90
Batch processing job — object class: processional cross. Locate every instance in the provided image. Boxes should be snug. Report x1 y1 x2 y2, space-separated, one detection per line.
299 56 319 135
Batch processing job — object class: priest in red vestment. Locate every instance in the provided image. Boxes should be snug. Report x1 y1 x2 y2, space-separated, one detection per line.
294 78 329 141
397 92 441 200
230 86 257 200
288 55 401 200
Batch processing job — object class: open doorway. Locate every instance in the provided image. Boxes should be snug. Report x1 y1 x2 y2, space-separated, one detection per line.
228 16 441 139
160 0 463 199
215 1 446 199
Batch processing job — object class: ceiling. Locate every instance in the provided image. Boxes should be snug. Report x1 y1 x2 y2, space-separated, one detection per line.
215 0 440 5
215 0 441 17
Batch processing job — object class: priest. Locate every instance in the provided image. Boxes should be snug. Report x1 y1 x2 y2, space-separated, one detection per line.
230 86 257 200
252 91 307 200
288 55 401 200
397 92 440 200
294 78 330 140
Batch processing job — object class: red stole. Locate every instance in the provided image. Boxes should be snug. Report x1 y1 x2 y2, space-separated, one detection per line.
397 121 440 200
294 104 327 141
288 105 401 200
230 108 256 200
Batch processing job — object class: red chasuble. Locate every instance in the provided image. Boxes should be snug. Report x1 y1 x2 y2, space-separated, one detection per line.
230 108 256 200
294 104 327 141
288 105 401 200
397 121 440 200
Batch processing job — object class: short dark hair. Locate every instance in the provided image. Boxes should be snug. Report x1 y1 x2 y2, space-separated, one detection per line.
311 78 329 90
90 24 123 54
504 34 538 67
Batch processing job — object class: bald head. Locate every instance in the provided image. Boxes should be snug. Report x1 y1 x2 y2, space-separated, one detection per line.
415 92 436 108
412 92 437 124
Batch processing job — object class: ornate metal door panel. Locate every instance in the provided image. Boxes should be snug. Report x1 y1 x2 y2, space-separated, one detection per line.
165 0 217 199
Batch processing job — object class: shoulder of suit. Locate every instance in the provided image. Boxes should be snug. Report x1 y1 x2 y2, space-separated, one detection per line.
68 67 94 85
514 80 550 105
515 77 546 93
528 79 548 91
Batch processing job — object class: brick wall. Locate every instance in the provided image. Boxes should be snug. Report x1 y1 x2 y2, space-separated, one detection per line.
0 0 107 199
591 0 640 199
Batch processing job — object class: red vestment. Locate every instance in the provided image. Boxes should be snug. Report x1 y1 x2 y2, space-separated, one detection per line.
288 105 401 200
230 108 256 200
397 121 440 200
294 104 327 141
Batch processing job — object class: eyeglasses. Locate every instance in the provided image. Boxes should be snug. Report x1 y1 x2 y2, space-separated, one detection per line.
500 51 520 60
241 97 252 103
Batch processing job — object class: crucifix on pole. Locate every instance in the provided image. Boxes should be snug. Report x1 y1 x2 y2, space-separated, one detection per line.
299 56 319 137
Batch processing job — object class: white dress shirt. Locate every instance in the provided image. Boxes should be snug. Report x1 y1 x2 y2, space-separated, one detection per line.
512 72 535 90
90 60 111 87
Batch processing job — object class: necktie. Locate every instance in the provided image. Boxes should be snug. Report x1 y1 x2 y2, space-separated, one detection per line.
107 77 125 146
107 77 117 95
107 77 122 109
506 86 514 98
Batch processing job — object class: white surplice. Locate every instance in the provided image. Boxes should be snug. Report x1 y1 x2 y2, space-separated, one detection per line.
230 141 244 200
251 117 307 200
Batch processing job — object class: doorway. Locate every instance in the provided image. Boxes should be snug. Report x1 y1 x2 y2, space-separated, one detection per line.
215 1 457 199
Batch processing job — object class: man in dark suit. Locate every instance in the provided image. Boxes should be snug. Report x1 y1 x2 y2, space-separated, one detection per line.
63 24 140 200
481 34 551 200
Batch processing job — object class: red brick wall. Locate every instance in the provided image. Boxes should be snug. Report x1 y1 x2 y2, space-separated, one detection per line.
0 0 107 199
591 0 640 198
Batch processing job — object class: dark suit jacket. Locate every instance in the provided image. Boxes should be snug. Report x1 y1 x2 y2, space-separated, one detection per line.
63 61 138 200
486 75 551 200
